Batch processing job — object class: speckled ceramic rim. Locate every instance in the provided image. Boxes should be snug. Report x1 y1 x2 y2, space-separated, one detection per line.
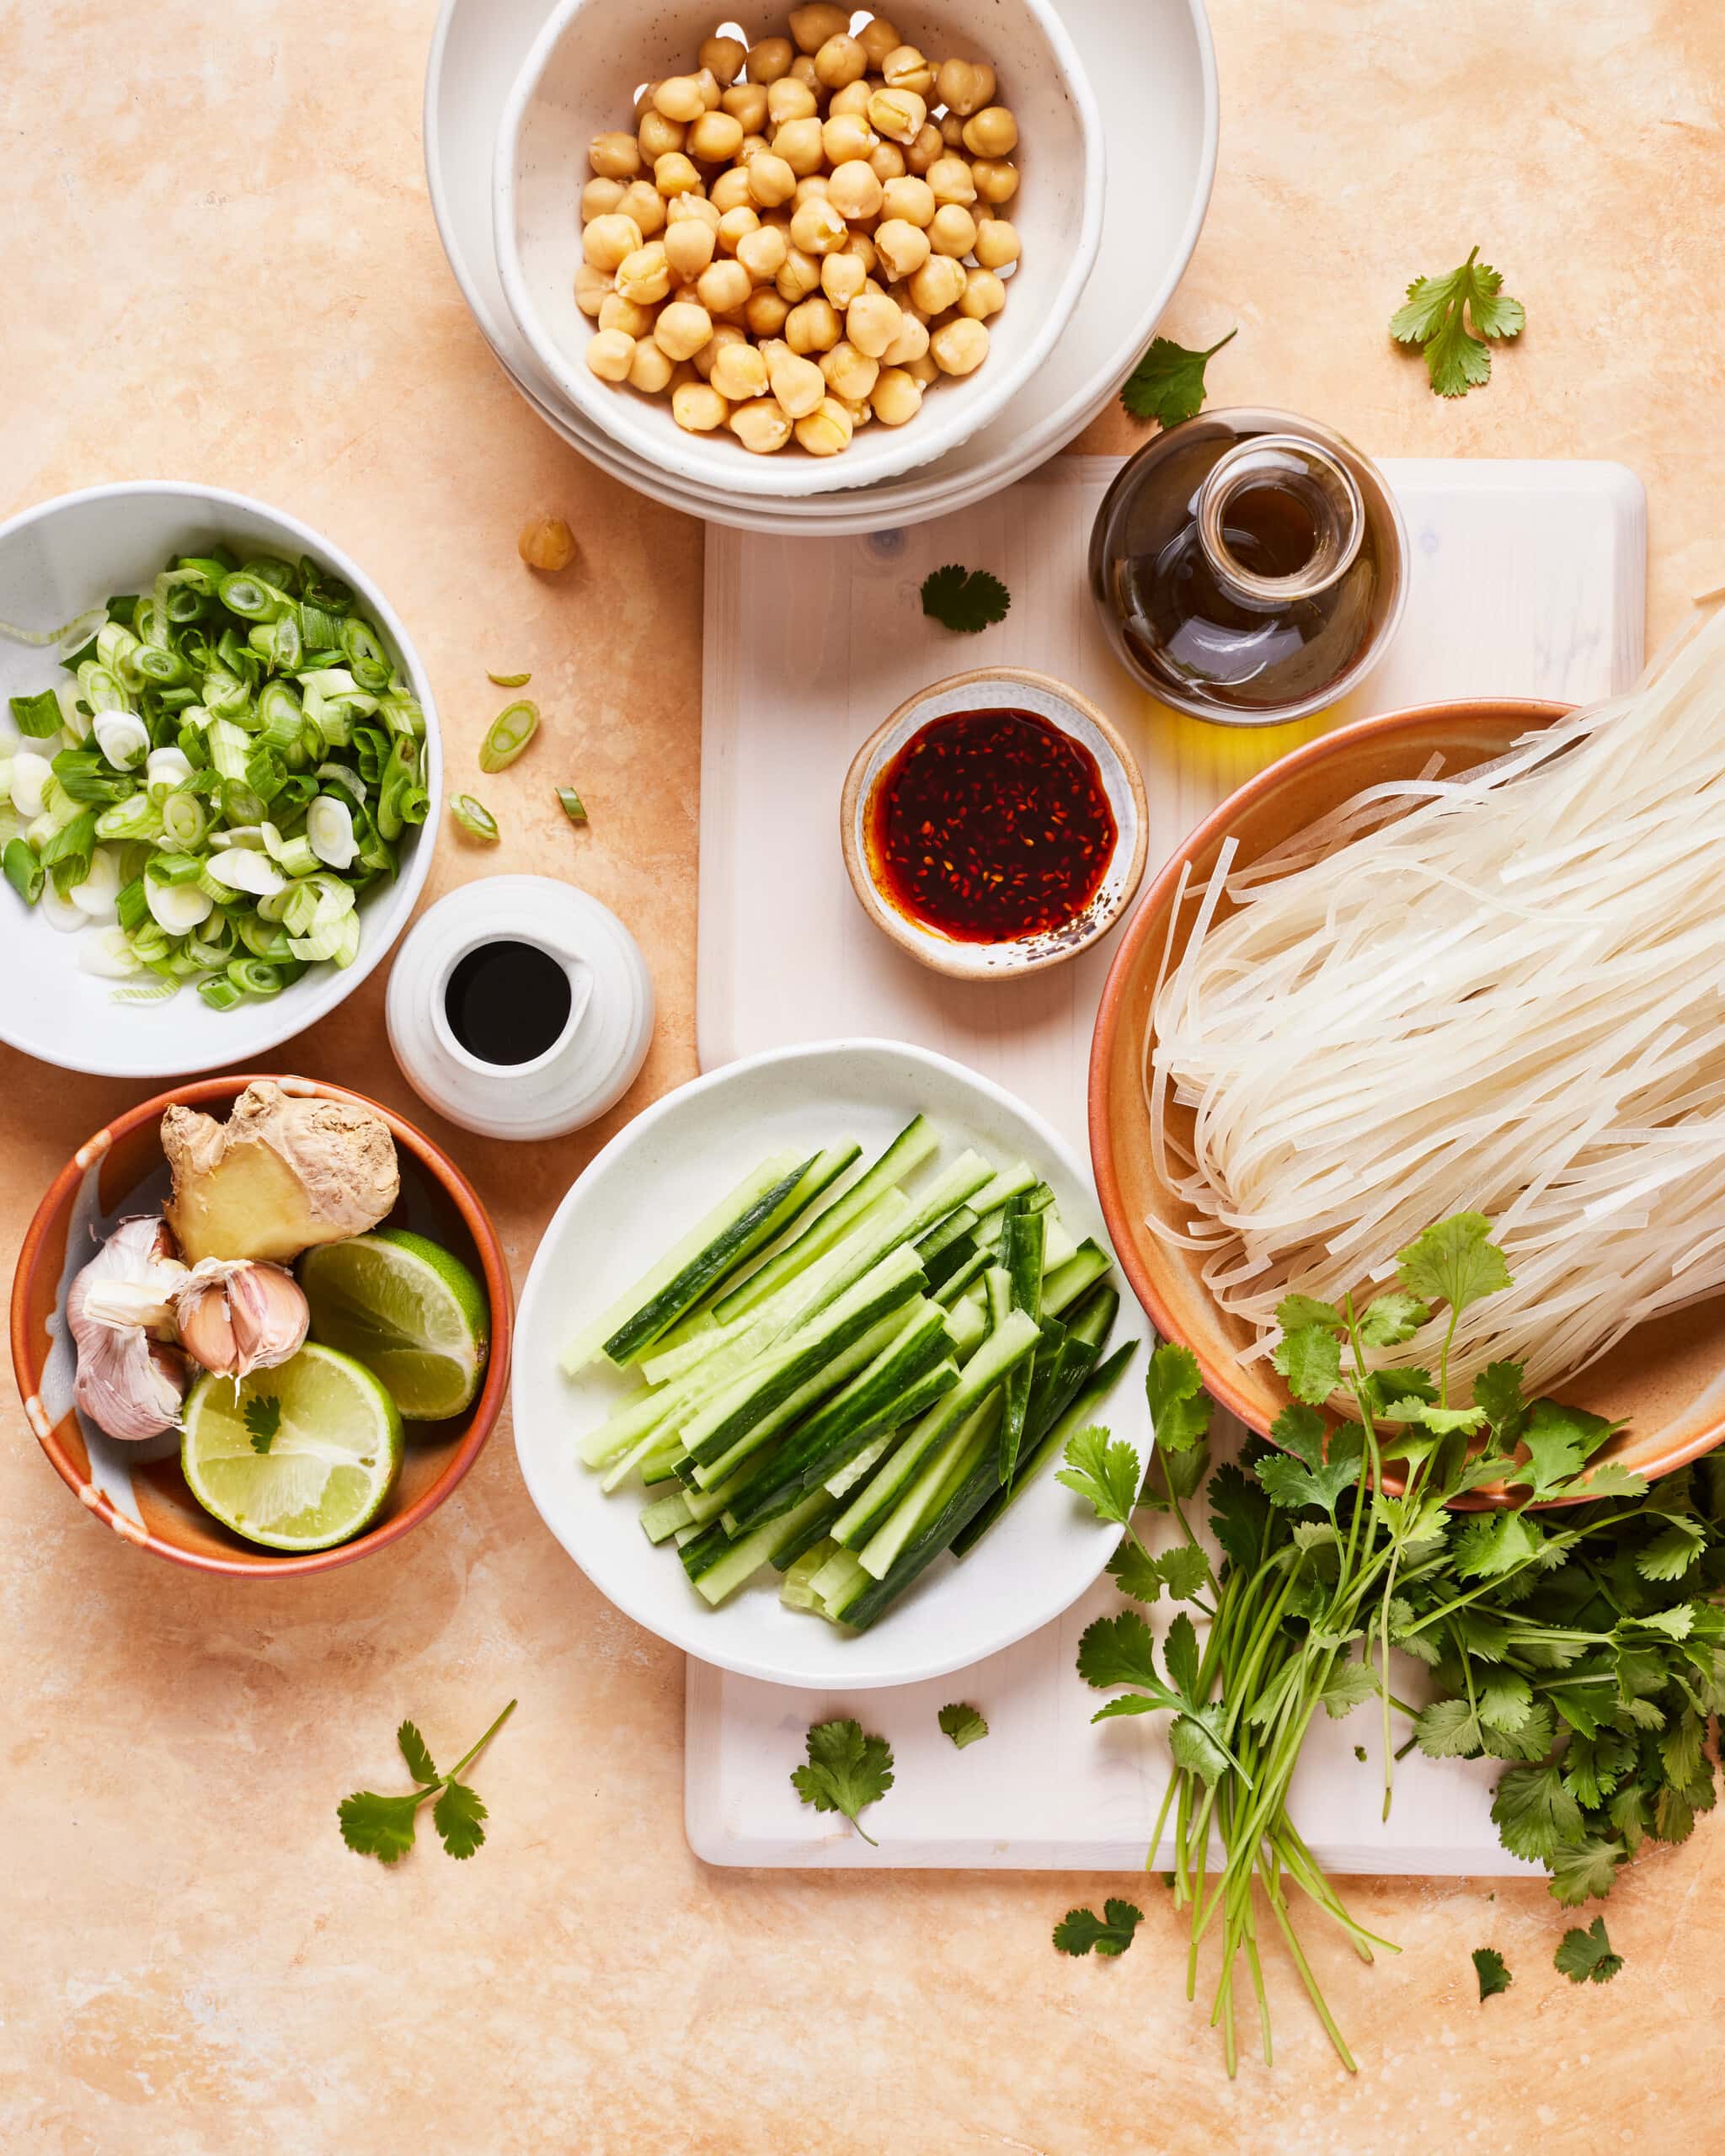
1081 694 1720 1510
9 1074 514 1577
840 667 1149 979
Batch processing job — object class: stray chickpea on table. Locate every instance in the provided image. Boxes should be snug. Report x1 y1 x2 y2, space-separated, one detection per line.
574 8 1023 456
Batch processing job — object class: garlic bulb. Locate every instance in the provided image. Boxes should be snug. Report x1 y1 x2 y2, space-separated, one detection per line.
171 1258 309 1379
67 1216 190 1441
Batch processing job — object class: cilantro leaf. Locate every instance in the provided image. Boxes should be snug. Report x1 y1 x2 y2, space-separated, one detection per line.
1549 1836 1626 1905
1076 1609 1164 1694
1258 1413 1361 1516
1415 1698 1482 1759
1572 1461 1649 1500
1358 1291 1431 1348
337 1789 425 1865
1391 249 1525 398
1491 1762 1582 1864
1145 1439 1210 1508
1167 1706 1230 1786
1474 1361 1528 1445
244 1394 280 1454
790 1718 894 1845
1451 1508 1541 1580
1156 1542 1210 1603
937 1702 989 1750
1273 1323 1342 1405
1274 1292 1343 1332
1321 1656 1380 1719
1395 1213 1512 1317
1057 1424 1142 1529
1637 1517 1706 1582
1119 328 1236 428
396 1720 440 1786
1471 1945 1513 2002
1105 1540 1167 1602
432 1779 488 1860
1053 1897 1144 1956
1163 1612 1201 1701
1507 1400 1618 1498
1145 1343 1213 1453
920 563 1011 635
1554 1915 1623 1984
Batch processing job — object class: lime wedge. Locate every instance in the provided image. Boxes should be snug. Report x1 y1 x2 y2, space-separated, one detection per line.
298 1228 490 1422
181 1344 403 1553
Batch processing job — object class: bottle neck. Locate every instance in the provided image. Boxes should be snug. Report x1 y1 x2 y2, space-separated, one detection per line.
1194 434 1365 610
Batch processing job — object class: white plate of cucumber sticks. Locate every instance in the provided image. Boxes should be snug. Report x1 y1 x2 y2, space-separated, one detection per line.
512 1039 1149 1688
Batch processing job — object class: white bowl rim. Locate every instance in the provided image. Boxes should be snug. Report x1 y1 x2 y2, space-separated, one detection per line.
490 0 1108 501
0 479 441 1081
510 1034 1138 1688
425 0 1215 526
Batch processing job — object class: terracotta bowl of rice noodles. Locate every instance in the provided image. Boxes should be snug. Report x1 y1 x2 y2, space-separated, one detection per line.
1091 624 1725 1502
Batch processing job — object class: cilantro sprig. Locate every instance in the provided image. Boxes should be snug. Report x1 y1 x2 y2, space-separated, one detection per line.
920 563 1011 636
1554 1915 1623 1985
338 1700 516 1865
1120 328 1236 429
790 1718 894 1844
1471 1946 1512 2002
1391 248 1525 398
937 1703 988 1750
1054 1898 1143 1957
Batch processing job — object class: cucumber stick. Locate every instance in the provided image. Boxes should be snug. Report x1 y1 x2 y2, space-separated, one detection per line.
686 1485 834 1606
999 1207 1045 1488
858 1395 1001 1579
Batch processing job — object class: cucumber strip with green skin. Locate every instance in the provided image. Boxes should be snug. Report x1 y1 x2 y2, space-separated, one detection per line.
944 1289 989 1360
952 1326 1131 1558
673 1520 706 1548
780 1540 837 1608
681 1244 927 1467
767 1492 841 1569
858 1393 1001 1578
809 1543 870 1610
825 1426 899 1497
916 1205 979 1263
965 1159 1038 1219
640 1491 693 1543
562 1150 802 1373
710 1115 938 1323
933 1246 991 1307
687 1302 923 1490
603 1152 825 1367
1041 1240 1113 1317
984 1262 1012 1330
830 1306 1041 1550
637 1445 688 1487
688 1486 835 1605
999 1208 1046 1489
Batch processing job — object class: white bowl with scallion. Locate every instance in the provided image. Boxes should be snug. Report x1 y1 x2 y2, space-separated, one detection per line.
0 483 441 1079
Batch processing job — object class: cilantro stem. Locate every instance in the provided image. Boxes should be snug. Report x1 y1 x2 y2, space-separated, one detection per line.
447 1698 518 1780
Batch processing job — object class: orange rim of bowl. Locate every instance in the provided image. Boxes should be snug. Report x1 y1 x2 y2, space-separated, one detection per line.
9 1072 514 1576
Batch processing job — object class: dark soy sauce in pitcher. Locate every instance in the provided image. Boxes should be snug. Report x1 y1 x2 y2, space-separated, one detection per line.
444 940 573 1065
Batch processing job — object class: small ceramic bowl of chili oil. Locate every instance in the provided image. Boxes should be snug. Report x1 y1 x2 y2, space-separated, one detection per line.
841 668 1148 980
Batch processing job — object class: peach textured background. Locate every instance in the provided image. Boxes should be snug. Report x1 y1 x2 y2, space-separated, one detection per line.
4 2 1724 2150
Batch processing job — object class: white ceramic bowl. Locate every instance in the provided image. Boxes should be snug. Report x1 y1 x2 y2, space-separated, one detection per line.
512 1038 1148 1688
0 483 441 1080
494 0 1105 500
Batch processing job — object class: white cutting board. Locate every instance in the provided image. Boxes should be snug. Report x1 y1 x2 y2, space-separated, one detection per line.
690 456 1646 1869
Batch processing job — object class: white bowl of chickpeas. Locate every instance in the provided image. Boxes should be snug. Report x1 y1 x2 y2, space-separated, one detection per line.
494 0 1103 496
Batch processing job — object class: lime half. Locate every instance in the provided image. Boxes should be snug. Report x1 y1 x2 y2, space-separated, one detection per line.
298 1228 490 1422
182 1344 403 1553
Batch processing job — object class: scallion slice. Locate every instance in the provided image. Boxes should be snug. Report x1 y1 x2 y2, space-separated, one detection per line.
449 793 499 843
479 698 539 774
556 786 588 824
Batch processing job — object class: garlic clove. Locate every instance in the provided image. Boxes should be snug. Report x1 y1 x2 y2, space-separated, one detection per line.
67 1215 191 1442
172 1258 310 1379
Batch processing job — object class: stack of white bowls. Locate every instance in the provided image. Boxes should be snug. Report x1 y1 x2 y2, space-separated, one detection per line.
426 0 1218 536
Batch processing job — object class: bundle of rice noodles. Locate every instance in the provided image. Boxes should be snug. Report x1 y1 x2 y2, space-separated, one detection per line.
1146 603 1725 1400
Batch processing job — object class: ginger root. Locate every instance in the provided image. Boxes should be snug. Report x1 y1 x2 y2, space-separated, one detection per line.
162 1081 399 1266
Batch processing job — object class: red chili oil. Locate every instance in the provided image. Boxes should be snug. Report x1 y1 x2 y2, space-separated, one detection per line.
866 707 1118 943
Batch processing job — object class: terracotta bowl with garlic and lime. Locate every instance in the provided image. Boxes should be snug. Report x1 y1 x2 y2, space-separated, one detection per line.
10 1074 511 1576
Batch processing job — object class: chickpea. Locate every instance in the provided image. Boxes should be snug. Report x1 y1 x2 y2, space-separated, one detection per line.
873 216 930 280
904 350 939 386
880 307 930 365
692 323 743 379
766 341 827 416
793 170 830 202
882 44 934 95
687 109 745 163
870 365 923 424
973 216 1020 270
654 299 714 360
785 294 841 353
839 390 875 429
775 245 822 302
823 112 879 165
599 292 655 337
970 157 1019 205
590 129 642 179
737 131 770 163
710 164 754 213
905 122 943 173
581 175 626 221
794 395 853 455
709 339 770 402
844 230 879 275
628 337 675 392
745 287 790 336
672 380 729 430
820 339 879 402
722 82 768 131
663 216 717 280
788 3 849 54
583 212 643 271
667 360 701 392
828 80 873 119
699 33 747 87
814 32 867 88
766 75 817 125
585 328 635 382
768 115 821 176
712 202 756 249
938 109 966 149
857 14 901 67
932 315 989 375
936 57 996 116
638 108 685 160
518 516 577 571
654 152 702 198
746 35 793 84
846 289 903 358
959 267 1007 320
926 154 976 206
652 75 706 124
618 179 667 236
667 191 722 230
729 397 792 453
737 222 789 285
614 241 671 305
633 81 659 123
697 257 751 317
826 158 884 221
962 105 1017 158
788 196 846 256
868 87 927 145
908 252 966 313
880 174 936 226
746 152 798 208
789 53 821 92
928 202 978 257
820 250 868 308
574 261 612 317
868 140 907 182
